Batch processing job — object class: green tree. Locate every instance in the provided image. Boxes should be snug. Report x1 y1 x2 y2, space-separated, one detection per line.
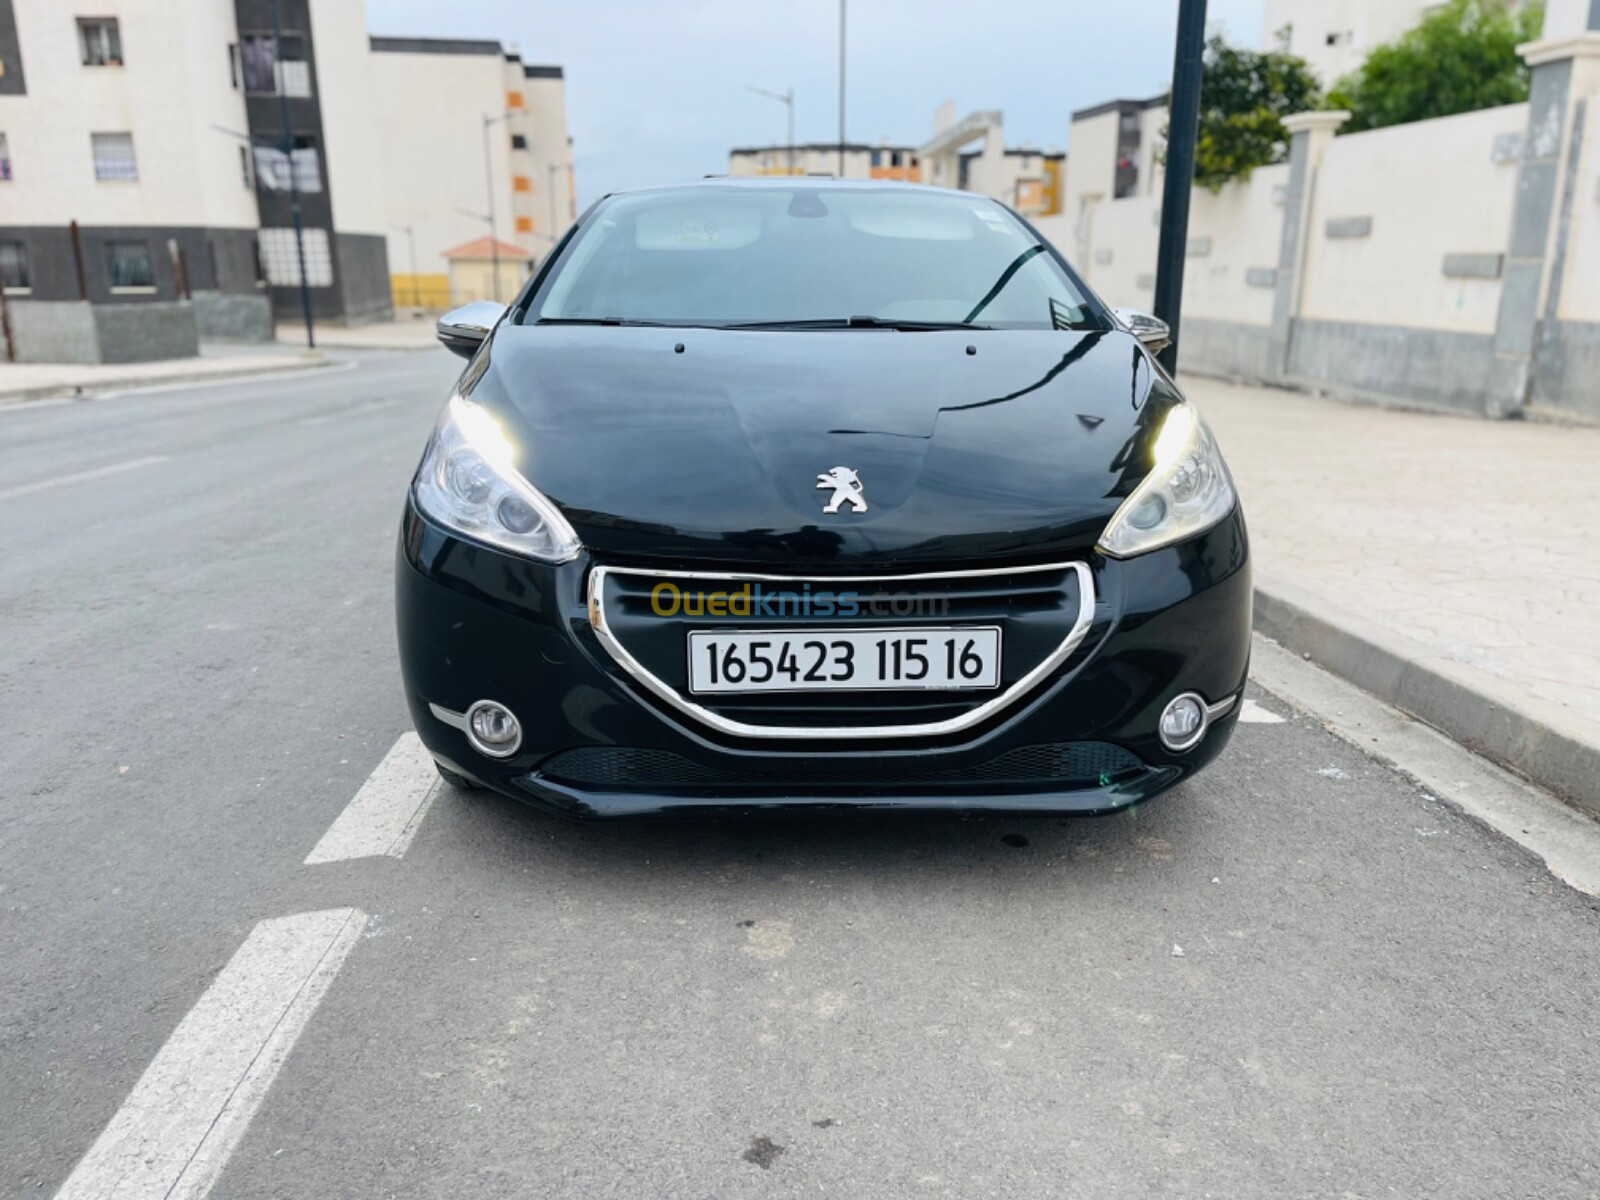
1328 0 1545 133
1177 35 1323 193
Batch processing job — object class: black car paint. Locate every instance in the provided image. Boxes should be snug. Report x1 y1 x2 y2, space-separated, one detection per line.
460 325 1174 567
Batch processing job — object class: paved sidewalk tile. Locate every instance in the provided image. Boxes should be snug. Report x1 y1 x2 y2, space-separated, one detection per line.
1186 375 1600 750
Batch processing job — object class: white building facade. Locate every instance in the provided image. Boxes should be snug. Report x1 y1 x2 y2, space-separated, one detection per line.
727 106 1063 218
0 0 574 361
1261 0 1441 84
0 0 272 359
370 38 574 309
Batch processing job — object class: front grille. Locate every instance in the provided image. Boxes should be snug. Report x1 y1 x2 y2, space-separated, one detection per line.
539 742 1144 791
589 561 1097 740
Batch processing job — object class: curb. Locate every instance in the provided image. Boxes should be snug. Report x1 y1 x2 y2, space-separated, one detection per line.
0 357 334 406
1252 580 1600 822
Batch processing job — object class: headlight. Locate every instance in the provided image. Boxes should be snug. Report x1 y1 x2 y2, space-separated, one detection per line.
413 394 582 563
1097 404 1236 558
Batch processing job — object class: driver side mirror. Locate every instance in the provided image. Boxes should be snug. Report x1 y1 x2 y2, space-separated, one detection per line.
437 301 508 359
1112 308 1172 354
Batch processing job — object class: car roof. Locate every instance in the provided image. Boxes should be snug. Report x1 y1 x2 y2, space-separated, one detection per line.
603 177 982 202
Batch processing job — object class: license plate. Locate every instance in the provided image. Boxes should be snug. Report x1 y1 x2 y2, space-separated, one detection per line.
687 627 1002 694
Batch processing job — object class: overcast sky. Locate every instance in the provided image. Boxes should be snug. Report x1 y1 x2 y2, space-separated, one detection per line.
364 0 1266 208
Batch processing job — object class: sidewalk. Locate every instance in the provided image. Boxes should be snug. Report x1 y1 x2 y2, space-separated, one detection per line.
0 344 328 404
273 314 440 350
1186 374 1600 814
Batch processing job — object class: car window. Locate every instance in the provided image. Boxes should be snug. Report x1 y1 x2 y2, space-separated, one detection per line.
528 186 1097 330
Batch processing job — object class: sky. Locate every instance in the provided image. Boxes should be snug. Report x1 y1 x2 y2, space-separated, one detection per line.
364 0 1267 209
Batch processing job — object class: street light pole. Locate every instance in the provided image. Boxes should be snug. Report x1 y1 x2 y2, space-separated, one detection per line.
547 162 574 244
270 0 314 350
745 86 795 175
837 0 847 177
1153 0 1208 374
392 224 420 308
480 112 508 302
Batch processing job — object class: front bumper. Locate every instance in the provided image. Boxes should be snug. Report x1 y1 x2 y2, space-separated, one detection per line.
396 499 1251 817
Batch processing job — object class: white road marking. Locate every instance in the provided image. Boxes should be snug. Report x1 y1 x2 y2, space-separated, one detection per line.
0 455 170 503
1238 698 1285 724
53 908 366 1200
304 732 439 864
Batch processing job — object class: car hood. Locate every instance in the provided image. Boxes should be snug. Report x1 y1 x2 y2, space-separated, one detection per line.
465 324 1178 568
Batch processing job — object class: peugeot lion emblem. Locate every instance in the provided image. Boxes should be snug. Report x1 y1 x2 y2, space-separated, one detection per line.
816 466 868 514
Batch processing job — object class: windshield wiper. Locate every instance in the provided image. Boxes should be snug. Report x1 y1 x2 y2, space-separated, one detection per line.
532 316 711 328
722 316 994 331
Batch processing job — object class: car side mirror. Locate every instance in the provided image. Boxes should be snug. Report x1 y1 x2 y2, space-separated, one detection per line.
437 301 508 359
1112 308 1172 354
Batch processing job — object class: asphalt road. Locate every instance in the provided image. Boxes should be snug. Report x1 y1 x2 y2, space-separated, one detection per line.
3 350 1598 1199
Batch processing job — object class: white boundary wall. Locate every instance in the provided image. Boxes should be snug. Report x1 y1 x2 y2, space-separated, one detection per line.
1043 83 1599 421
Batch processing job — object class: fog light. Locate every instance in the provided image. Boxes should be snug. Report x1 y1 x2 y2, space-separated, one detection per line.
1158 694 1207 752
465 699 522 758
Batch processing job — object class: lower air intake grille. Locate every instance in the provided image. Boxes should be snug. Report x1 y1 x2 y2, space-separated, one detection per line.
539 743 1143 791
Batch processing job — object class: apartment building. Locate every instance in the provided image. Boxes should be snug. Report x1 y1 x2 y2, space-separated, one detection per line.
1261 0 1442 85
1060 1 1491 231
368 37 574 309
727 142 923 181
0 0 270 361
725 106 1064 218
0 0 574 363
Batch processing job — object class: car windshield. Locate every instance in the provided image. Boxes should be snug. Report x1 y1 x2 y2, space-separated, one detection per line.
527 185 1099 331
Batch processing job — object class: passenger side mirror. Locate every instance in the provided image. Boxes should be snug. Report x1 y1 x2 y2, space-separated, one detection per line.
437 301 508 359
1112 308 1172 354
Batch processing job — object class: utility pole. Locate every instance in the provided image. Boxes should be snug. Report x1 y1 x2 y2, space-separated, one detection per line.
746 86 795 174
270 0 314 350
837 0 847 177
1152 0 1207 374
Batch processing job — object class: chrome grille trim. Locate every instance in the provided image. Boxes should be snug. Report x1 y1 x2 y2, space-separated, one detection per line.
586 560 1096 742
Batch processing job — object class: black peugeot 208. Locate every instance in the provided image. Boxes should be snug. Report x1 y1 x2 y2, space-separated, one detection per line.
396 179 1250 817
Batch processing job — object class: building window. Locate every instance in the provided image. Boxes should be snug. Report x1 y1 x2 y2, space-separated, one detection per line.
106 240 155 291
239 34 311 97
258 227 333 287
510 133 528 150
506 90 525 109
239 144 252 188
91 132 138 181
0 133 11 181
514 216 533 234
0 241 29 292
253 135 321 193
78 17 123 66
512 174 532 193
